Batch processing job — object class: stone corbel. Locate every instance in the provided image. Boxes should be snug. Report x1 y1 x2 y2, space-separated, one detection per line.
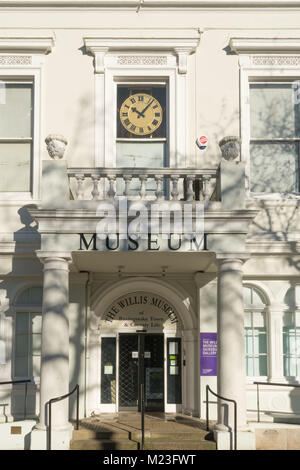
94 47 109 74
174 47 190 74
84 41 109 73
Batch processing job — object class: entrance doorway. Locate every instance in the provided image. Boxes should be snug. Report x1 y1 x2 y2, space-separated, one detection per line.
119 333 164 411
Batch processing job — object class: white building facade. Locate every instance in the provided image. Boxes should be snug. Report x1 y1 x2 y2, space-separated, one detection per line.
0 0 300 450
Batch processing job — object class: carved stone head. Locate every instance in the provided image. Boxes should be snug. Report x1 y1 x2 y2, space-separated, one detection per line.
219 136 241 161
45 134 68 160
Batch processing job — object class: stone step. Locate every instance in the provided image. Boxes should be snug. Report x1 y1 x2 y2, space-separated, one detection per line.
72 428 210 442
144 440 216 450
70 438 216 451
70 438 139 450
72 429 130 441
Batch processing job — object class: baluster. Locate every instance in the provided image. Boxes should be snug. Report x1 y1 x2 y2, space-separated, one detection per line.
202 175 212 201
139 175 147 199
75 174 85 200
186 175 195 201
91 174 101 200
107 175 116 200
123 174 132 197
155 175 164 201
171 175 179 201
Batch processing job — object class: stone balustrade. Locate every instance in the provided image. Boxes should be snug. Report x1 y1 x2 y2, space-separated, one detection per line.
67 167 219 202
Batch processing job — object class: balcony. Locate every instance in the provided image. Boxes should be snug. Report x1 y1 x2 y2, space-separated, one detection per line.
67 167 219 203
28 144 256 266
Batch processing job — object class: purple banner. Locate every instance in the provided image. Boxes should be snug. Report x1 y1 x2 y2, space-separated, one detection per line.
200 332 217 376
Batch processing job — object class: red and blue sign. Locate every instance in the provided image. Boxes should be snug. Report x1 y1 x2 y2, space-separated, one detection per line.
196 135 208 150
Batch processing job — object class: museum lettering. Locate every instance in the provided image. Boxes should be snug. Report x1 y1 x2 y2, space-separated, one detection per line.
78 233 205 251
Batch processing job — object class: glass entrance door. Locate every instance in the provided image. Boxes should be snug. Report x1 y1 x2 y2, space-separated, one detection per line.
118 334 164 411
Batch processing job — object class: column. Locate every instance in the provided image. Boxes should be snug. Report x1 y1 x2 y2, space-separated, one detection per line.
267 304 284 382
216 257 248 432
36 253 72 431
182 329 197 416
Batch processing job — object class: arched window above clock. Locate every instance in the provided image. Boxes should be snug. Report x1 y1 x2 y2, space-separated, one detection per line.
83 29 200 171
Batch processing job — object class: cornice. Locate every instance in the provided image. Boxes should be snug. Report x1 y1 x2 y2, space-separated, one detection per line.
84 30 200 54
229 37 300 54
2 1 300 9
28 208 259 235
84 30 200 73
0 37 54 54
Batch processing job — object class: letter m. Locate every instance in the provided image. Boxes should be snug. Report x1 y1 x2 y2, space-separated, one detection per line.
79 233 97 250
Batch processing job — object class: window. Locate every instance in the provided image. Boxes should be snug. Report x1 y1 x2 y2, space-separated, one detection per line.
84 31 199 169
14 287 42 379
0 36 54 200
230 37 300 197
116 82 168 196
249 82 300 193
244 286 268 377
0 79 33 192
283 312 300 377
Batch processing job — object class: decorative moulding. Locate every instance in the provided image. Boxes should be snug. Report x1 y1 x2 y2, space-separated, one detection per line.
2 1 300 8
0 37 54 54
251 55 300 66
229 38 300 54
0 55 32 65
84 29 200 73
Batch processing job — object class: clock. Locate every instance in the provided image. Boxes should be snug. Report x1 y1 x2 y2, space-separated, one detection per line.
119 92 163 136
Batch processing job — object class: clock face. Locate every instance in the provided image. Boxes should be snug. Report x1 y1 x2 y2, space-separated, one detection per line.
119 93 163 136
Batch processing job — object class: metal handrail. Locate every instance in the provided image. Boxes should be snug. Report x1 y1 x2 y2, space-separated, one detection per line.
141 383 145 450
48 384 79 451
254 381 300 423
0 380 31 419
206 385 237 451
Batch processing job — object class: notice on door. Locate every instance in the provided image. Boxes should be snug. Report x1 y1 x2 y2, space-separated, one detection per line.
200 332 217 376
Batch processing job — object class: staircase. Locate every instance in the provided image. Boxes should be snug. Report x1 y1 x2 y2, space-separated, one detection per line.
70 413 216 450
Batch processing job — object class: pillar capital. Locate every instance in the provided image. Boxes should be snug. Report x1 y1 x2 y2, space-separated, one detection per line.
36 251 72 271
216 253 250 273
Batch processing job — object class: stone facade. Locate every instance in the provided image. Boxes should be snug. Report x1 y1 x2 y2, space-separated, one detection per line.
0 0 300 451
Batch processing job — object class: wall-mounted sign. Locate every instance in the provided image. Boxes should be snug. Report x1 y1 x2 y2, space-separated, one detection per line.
200 332 217 376
196 136 208 150
98 292 180 332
